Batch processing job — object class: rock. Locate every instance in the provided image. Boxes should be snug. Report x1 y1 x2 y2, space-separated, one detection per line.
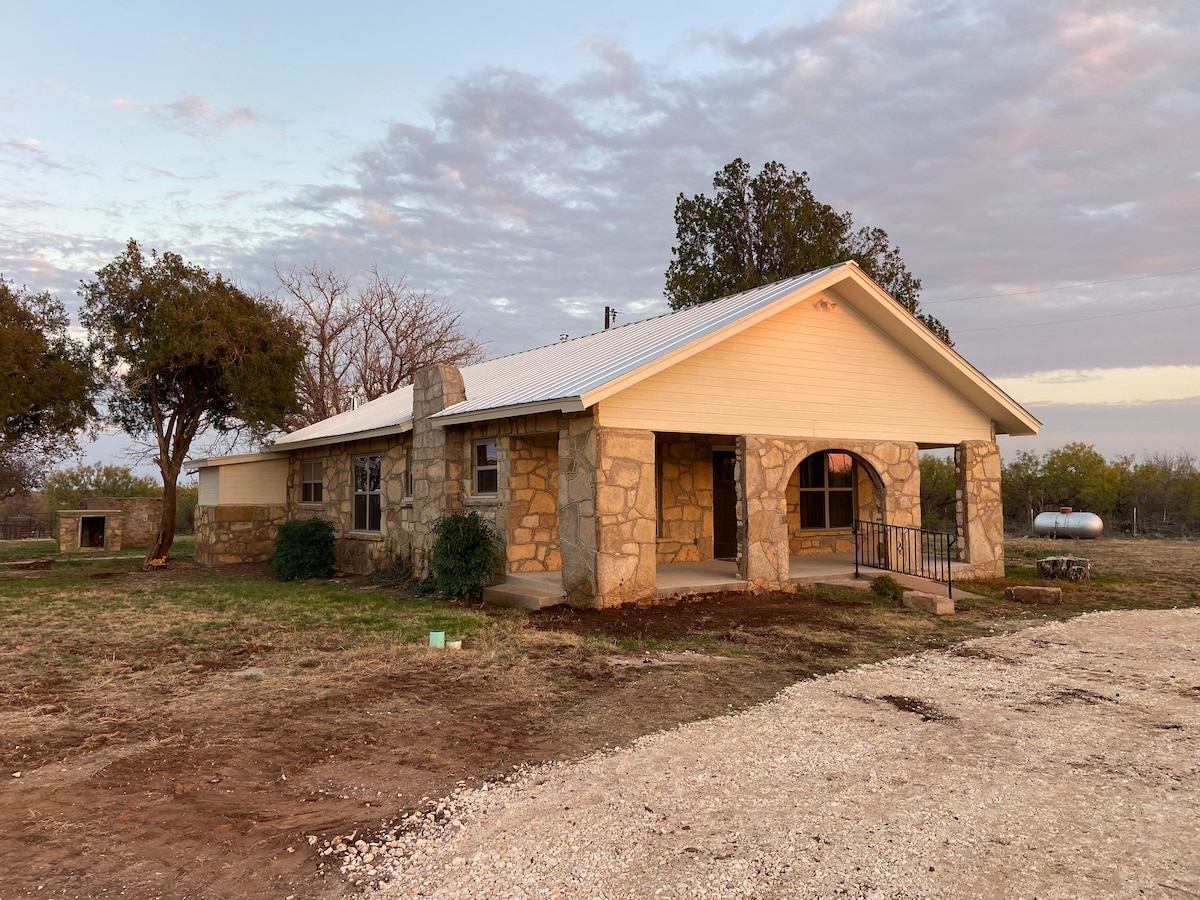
902 591 954 616
1005 585 1064 605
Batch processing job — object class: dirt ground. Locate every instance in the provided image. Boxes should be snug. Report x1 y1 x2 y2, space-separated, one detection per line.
1 537 1196 899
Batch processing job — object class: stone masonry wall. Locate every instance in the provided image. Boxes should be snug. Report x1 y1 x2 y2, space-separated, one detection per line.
739 436 921 589
505 432 559 573
194 504 287 566
656 435 715 564
288 437 413 576
956 440 1005 578
82 497 162 546
593 426 657 607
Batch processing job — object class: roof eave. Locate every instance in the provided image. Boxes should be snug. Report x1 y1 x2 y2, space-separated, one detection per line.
431 397 588 428
271 421 414 452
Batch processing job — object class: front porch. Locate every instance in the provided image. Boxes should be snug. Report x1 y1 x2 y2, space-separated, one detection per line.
483 553 976 610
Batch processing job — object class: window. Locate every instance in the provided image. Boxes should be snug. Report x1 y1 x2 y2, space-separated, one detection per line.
405 447 414 497
353 453 382 531
474 440 498 495
797 451 855 529
300 459 323 503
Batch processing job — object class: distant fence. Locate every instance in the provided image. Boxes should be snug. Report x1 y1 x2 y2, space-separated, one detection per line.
0 517 53 540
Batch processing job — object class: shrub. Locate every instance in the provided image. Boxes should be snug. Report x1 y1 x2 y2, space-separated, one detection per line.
270 517 336 581
869 573 905 603
429 511 498 601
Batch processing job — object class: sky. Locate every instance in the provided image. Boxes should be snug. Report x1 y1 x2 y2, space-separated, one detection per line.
3 0 1198 473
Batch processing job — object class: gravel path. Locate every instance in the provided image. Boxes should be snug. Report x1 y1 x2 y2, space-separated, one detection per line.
341 609 1200 899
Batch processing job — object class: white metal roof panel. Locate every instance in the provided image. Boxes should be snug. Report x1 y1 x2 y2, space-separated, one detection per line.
273 387 415 446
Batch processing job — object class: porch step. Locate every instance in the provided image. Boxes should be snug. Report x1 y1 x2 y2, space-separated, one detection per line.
483 577 566 611
806 572 986 601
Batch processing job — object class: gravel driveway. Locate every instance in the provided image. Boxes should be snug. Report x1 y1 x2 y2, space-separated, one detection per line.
342 608 1200 899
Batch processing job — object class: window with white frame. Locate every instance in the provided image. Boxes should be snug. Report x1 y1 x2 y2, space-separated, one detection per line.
300 459 323 503
473 440 498 495
796 451 855 529
353 453 382 531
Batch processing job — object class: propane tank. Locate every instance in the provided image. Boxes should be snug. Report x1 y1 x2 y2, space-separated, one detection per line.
1032 507 1104 539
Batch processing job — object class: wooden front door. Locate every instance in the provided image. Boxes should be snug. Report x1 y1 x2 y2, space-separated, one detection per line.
713 450 737 559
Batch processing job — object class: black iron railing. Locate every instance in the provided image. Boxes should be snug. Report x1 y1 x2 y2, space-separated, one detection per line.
853 519 957 599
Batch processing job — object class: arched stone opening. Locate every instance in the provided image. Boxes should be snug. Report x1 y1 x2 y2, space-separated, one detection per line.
785 449 884 556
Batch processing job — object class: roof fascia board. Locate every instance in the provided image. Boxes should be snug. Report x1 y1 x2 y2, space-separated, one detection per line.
431 397 588 427
577 267 850 409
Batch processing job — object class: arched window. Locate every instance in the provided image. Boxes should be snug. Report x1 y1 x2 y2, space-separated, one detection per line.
796 451 855 529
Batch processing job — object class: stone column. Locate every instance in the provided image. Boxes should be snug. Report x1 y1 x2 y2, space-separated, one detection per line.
559 417 657 607
737 435 790 589
955 440 1004 577
411 364 467 576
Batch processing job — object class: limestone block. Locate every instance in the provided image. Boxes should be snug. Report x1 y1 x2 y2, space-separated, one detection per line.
903 591 954 616
1004 585 1064 605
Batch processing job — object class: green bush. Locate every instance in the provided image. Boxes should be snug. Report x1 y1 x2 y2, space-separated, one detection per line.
869 574 905 603
270 517 336 581
429 511 498 601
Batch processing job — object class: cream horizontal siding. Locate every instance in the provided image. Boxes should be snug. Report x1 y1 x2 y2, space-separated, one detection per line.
198 469 219 506
216 458 289 505
598 293 992 443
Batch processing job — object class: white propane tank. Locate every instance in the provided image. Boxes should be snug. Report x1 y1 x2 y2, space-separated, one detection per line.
1032 507 1104 539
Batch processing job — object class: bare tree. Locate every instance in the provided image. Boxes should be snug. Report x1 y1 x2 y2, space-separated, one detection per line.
277 263 486 428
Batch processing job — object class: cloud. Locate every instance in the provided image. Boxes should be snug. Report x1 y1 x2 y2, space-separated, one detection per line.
257 0 1198 370
112 93 260 135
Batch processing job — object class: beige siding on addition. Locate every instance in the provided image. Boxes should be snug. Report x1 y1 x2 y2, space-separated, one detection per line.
213 458 289 505
599 292 992 443
198 468 219 506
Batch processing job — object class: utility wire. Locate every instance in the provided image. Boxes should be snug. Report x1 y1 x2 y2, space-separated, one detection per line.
955 301 1200 334
927 265 1200 305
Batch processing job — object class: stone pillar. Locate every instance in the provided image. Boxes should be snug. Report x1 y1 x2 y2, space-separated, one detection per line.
737 436 790 589
956 440 1004 577
411 364 467 576
559 417 657 607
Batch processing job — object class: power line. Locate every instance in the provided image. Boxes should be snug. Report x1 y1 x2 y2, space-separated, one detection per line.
955 301 1200 334
927 265 1200 305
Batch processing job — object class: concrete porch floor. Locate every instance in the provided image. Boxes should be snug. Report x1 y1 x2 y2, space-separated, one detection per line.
483 553 976 610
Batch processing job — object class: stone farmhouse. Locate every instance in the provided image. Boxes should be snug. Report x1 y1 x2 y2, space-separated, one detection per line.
189 262 1039 608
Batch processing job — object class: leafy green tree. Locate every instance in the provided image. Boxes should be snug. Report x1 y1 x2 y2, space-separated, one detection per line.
1041 442 1120 520
42 462 160 511
1001 450 1047 533
919 454 956 532
0 278 96 497
665 159 951 344
80 240 304 564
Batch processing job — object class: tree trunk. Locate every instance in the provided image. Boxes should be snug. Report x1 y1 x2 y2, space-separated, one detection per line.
144 465 180 567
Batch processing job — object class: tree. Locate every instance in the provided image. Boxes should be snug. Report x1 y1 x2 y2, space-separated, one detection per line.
0 278 96 498
277 263 485 428
81 240 304 564
42 462 160 512
665 159 951 344
919 454 956 532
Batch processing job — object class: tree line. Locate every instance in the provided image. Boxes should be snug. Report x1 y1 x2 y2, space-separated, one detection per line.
921 444 1200 537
